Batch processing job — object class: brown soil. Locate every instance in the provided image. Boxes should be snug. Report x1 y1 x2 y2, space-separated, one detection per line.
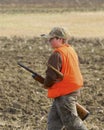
0 36 104 130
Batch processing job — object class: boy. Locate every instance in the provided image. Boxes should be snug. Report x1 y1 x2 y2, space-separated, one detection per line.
43 27 88 130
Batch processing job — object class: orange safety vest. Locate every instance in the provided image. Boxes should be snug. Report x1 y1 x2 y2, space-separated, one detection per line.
48 44 83 98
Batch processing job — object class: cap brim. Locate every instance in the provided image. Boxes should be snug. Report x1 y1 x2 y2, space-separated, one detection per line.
40 34 53 40
40 34 48 38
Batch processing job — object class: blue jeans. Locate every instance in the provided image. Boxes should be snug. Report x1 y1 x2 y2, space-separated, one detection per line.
47 92 88 130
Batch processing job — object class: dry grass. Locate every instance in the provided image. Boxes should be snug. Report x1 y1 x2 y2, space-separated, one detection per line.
0 11 104 38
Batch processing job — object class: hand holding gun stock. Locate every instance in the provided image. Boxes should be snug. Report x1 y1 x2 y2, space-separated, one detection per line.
18 62 89 121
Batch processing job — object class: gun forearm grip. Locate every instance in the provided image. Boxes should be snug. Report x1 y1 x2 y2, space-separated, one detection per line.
32 74 44 84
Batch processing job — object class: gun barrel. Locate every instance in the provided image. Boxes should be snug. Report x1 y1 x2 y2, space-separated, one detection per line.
18 62 44 84
18 62 35 75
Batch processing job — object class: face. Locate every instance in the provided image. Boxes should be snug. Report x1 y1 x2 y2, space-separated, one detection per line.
49 37 63 49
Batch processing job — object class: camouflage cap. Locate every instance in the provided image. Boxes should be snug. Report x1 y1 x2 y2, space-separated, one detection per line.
48 27 68 40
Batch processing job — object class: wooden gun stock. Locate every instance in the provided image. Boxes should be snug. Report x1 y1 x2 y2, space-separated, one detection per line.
76 103 89 121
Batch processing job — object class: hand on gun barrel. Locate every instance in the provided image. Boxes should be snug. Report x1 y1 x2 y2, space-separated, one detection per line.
18 62 89 121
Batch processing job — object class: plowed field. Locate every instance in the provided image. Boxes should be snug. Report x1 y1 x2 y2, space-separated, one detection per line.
0 37 104 130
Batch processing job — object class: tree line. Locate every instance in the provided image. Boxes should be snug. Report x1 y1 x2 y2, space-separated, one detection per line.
0 0 104 8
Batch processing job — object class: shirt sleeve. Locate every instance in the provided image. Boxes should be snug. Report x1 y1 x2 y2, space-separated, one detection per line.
44 52 62 88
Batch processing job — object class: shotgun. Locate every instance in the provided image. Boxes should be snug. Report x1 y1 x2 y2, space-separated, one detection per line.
18 62 89 121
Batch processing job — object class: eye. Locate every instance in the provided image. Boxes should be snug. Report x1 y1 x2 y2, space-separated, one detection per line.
49 38 54 42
